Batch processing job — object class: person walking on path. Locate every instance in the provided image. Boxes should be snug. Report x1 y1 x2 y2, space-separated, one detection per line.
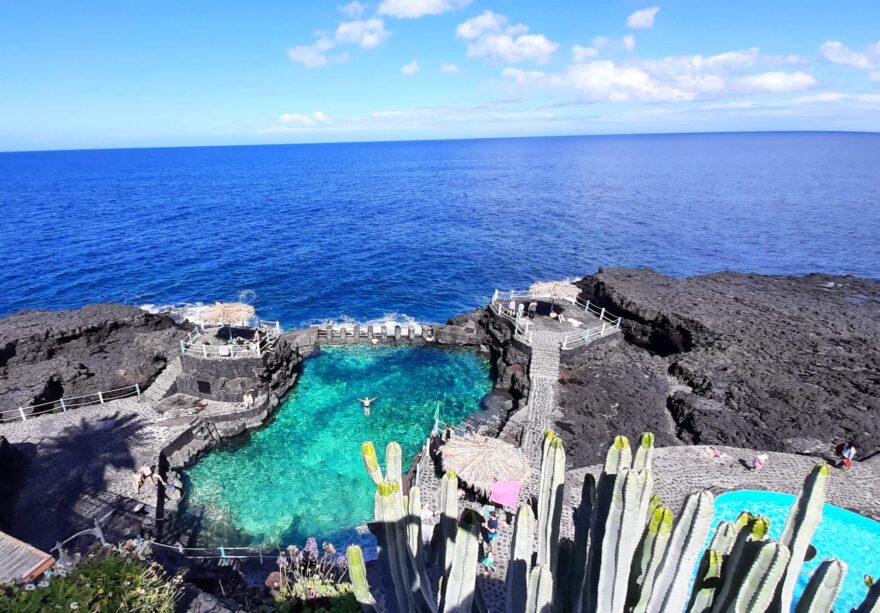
528 301 538 319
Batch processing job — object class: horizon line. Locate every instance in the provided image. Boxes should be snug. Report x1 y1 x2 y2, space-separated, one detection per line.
2 128 878 155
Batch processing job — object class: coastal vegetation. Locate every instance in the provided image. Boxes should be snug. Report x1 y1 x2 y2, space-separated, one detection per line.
349 433 880 613
0 545 182 613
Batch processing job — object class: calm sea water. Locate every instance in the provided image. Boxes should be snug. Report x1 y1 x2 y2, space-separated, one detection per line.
2 132 879 325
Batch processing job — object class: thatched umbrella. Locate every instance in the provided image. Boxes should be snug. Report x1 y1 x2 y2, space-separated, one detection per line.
201 302 256 340
529 281 581 305
440 434 530 494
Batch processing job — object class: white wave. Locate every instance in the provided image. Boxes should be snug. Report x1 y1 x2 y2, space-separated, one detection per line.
304 312 436 330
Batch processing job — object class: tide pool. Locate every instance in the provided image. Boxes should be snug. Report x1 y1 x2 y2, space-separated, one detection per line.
178 345 492 547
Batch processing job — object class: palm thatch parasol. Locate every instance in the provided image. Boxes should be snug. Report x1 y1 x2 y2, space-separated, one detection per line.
441 434 530 494
529 281 581 305
201 302 256 340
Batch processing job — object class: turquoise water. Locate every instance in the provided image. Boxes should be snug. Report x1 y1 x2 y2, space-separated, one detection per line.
713 490 880 611
178 345 492 547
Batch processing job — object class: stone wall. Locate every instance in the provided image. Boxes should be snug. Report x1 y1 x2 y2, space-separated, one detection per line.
176 354 265 403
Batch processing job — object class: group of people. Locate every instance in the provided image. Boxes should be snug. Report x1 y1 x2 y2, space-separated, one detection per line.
508 299 567 322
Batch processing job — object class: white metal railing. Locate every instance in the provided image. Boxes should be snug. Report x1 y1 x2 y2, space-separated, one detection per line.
179 321 281 359
0 384 142 424
490 289 621 350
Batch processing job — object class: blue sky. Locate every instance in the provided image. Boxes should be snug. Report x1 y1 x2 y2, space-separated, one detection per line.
1 0 879 151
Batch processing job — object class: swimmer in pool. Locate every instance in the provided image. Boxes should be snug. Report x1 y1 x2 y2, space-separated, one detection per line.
357 397 377 416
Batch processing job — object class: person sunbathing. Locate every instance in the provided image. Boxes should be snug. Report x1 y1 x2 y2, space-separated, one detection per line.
132 463 166 493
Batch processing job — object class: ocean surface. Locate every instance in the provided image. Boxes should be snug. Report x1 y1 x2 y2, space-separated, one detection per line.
2 132 879 326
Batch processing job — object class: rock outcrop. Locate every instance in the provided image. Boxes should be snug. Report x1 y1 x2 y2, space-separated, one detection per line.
556 268 880 466
0 304 186 414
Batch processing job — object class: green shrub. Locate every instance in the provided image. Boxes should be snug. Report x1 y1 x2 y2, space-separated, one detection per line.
0 547 182 613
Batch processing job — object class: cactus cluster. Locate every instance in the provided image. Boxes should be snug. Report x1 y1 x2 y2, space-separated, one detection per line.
349 435 878 613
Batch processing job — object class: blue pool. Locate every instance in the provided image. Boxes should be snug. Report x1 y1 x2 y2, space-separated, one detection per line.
713 490 880 611
179 345 492 547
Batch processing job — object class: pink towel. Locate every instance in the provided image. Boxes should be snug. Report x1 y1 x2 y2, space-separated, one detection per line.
489 480 522 507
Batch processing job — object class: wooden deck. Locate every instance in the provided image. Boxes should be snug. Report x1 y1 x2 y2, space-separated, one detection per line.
0 531 54 584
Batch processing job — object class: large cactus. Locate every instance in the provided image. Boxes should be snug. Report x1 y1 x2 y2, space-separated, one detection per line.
536 432 566 574
776 463 830 612
349 435 852 613
348 544 379 613
506 504 534 613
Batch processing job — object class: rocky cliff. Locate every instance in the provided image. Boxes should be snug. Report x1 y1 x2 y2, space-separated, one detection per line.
556 268 880 466
0 304 186 413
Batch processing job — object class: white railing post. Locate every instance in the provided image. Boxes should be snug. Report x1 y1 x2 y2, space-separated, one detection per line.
60 398 67 413
601 322 607 335
599 307 605 321
585 300 590 313
616 318 621 330
98 391 104 404
276 322 280 333
135 383 141 397
202 344 208 358
180 340 186 354
19 408 27 422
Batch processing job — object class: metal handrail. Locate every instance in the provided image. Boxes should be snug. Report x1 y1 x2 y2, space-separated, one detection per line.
0 384 142 423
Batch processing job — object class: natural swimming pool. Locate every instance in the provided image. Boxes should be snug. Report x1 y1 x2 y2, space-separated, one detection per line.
714 489 880 611
178 345 493 547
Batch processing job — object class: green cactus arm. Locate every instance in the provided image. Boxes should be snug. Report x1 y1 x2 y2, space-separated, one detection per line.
643 490 715 613
597 468 655 613
570 474 596 613
387 482 437 613
362 441 385 485
536 435 566 573
776 464 830 612
853 578 880 613
439 509 482 613
633 432 656 471
374 482 415 613
581 437 632 613
686 549 723 613
506 504 534 613
630 506 675 613
407 486 424 562
525 565 554 613
646 494 661 524
386 441 403 484
708 521 738 556
794 559 847 613
346 545 380 612
605 435 632 473
711 515 772 613
733 542 791 613
440 471 460 578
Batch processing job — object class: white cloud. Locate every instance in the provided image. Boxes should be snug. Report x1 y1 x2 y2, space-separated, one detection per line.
626 6 660 29
338 1 367 18
593 36 613 49
440 62 460 73
456 10 558 64
279 111 332 126
401 60 420 75
571 45 598 62
622 34 636 52
501 47 818 102
735 71 816 93
820 41 880 83
377 0 471 18
791 92 880 105
288 37 339 68
336 18 391 49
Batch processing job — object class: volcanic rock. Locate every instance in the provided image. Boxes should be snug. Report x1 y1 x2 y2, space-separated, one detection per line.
555 268 880 466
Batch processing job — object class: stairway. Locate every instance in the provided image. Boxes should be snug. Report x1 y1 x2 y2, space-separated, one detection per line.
142 357 182 404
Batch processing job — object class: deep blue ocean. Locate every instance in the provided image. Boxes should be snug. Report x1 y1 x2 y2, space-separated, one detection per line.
2 132 879 326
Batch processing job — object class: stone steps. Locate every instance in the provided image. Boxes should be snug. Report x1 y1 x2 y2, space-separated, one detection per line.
142 357 182 403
